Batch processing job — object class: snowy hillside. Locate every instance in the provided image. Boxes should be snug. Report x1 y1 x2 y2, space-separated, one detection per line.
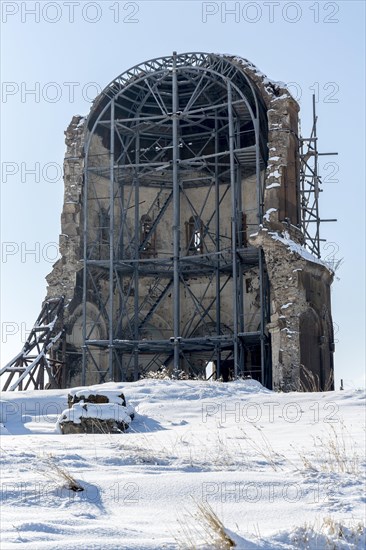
0 380 365 549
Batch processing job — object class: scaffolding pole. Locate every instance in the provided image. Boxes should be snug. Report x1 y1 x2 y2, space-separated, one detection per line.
227 82 239 378
108 98 115 381
172 51 181 376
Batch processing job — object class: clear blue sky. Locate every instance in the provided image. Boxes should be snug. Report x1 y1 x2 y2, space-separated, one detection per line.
1 1 365 389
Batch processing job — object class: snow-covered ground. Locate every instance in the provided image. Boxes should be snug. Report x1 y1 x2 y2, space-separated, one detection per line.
0 380 365 549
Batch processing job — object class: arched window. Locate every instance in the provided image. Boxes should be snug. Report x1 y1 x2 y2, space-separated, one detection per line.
300 308 322 390
186 216 203 254
240 212 248 248
140 214 156 256
99 208 109 259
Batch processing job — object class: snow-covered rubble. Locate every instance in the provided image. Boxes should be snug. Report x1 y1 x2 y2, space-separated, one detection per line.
57 388 135 434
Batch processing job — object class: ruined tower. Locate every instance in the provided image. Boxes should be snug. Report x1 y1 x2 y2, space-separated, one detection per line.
2 53 335 392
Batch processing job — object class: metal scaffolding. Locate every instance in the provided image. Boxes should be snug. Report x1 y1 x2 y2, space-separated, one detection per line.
0 297 65 391
81 52 272 385
299 95 337 257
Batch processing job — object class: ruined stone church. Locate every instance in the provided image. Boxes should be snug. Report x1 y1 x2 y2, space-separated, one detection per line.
1 53 335 392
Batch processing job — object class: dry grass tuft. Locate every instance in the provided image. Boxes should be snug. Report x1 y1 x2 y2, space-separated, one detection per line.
295 420 361 475
196 501 236 549
238 425 286 471
292 516 365 548
39 454 84 492
300 366 334 392
176 501 236 549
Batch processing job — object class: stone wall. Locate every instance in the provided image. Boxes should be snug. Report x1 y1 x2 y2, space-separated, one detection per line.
250 228 334 391
46 115 86 312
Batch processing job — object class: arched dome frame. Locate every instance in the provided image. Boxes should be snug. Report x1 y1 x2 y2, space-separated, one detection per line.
81 52 271 384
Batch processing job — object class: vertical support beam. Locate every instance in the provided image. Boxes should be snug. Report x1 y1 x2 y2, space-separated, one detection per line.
82 139 89 386
254 117 263 227
214 112 221 379
108 99 115 381
133 132 140 381
118 138 125 380
61 330 67 388
298 133 304 233
312 94 320 257
265 269 272 388
172 51 180 375
236 119 245 377
59 300 67 388
259 251 266 385
227 82 239 378
254 114 266 385
38 361 44 390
